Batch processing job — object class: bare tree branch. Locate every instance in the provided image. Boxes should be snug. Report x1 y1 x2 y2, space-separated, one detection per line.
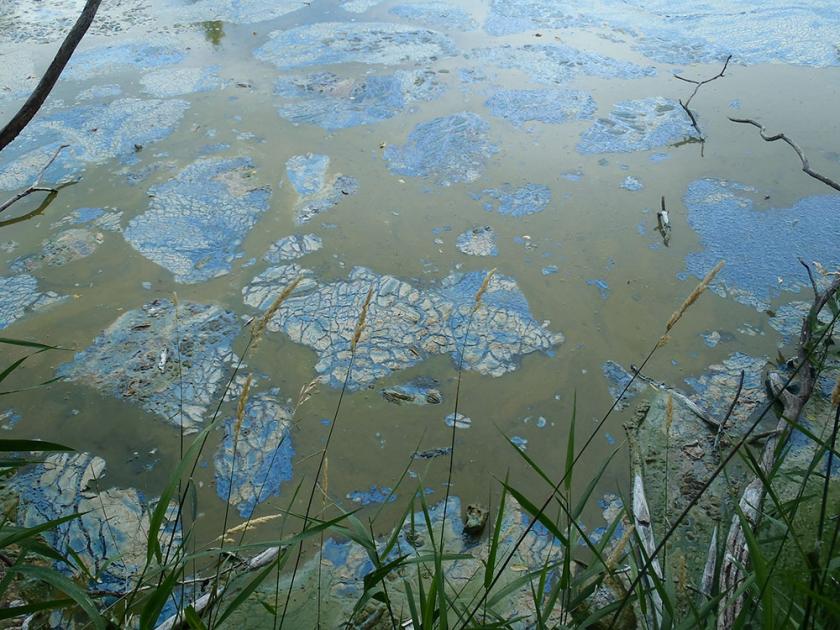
729 117 840 192
0 0 102 152
675 55 732 140
0 144 73 215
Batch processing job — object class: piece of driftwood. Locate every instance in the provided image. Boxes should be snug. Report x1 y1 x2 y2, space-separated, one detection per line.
729 118 840 193
717 269 840 628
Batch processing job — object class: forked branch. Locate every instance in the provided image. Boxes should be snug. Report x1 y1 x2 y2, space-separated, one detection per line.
0 144 73 215
676 54 732 139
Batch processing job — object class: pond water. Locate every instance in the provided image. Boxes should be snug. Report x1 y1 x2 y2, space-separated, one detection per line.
2 0 840 624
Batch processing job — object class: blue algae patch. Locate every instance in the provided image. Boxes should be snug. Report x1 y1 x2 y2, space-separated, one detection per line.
286 154 330 196
0 98 190 191
578 97 698 154
474 183 551 217
485 88 596 127
274 69 445 130
341 0 382 13
471 44 654 85
346 485 396 506
243 266 563 390
682 179 840 310
0 274 65 330
264 233 323 263
66 42 185 81
702 331 721 348
13 453 179 592
456 226 498 257
483 0 840 67
285 154 359 225
586 279 609 300
124 157 271 284
769 302 833 346
254 22 456 70
58 299 241 431
76 84 122 101
542 265 559 276
70 207 104 223
140 66 223 98
384 112 498 186
621 176 644 191
510 435 527 450
166 0 307 23
601 361 647 410
650 152 670 163
11 228 102 272
686 352 767 425
214 391 294 518
0 409 21 430
389 2 477 30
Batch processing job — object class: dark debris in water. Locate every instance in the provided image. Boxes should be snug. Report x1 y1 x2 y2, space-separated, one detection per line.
382 377 443 405
58 299 241 431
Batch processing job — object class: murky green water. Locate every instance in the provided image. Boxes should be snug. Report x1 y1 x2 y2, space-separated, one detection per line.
2 0 840 621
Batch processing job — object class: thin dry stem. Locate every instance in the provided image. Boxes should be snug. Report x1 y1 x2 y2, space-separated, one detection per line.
832 377 840 408
666 261 725 331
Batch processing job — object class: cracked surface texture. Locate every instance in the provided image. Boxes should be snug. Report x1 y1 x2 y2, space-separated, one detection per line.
243 265 562 390
384 112 498 186
577 97 698 154
264 234 323 262
124 157 271 284
11 228 101 272
471 43 654 85
389 2 477 31
474 184 551 217
0 98 189 191
0 274 66 330
214 391 295 517
58 299 241 431
485 88 596 126
683 179 840 310
483 0 840 67
254 22 456 70
274 69 445 130
13 453 179 591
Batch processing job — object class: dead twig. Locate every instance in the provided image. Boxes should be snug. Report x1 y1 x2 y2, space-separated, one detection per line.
675 55 732 144
0 144 72 215
0 0 102 152
729 117 840 192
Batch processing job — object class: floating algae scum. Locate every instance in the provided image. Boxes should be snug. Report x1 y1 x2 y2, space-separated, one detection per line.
1 0 840 626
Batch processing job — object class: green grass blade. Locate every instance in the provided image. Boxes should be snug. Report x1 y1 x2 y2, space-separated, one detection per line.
13 565 104 629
